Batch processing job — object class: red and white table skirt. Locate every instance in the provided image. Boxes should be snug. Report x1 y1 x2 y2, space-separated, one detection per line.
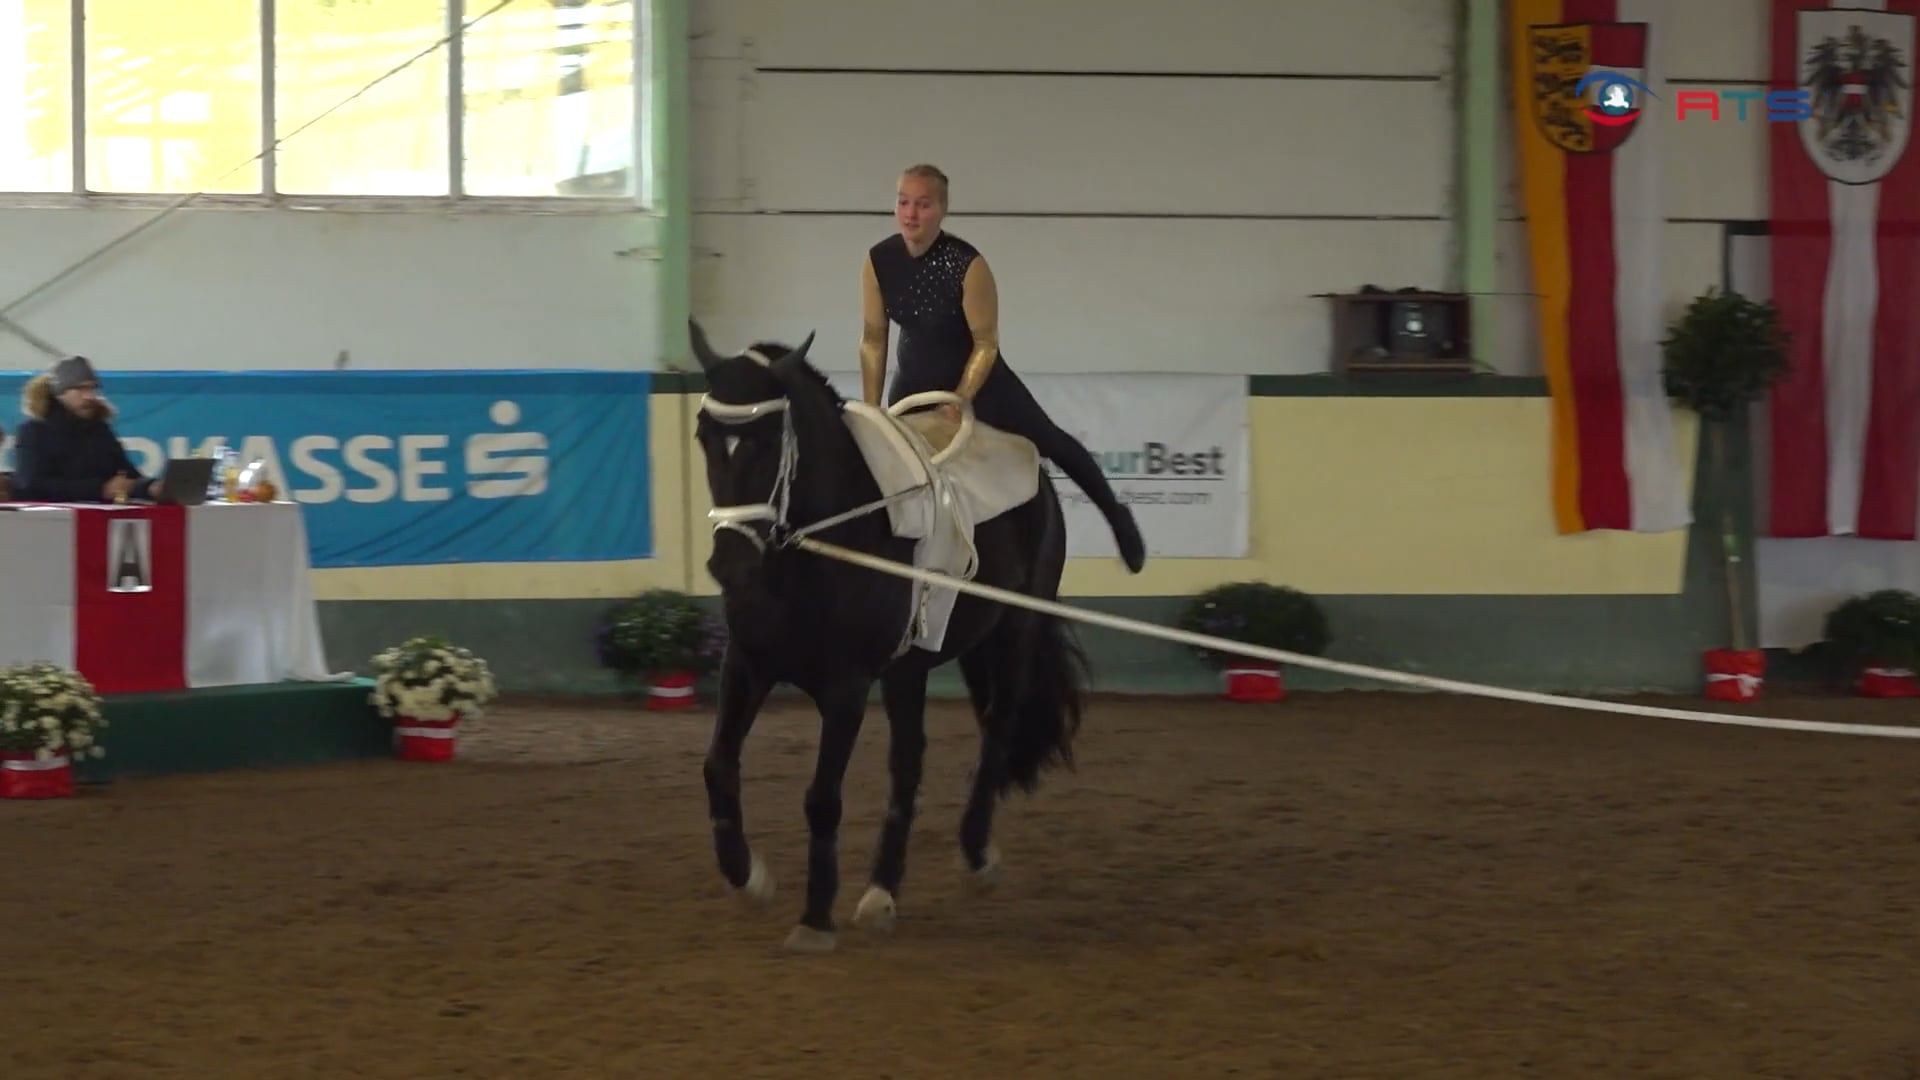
0 502 339 694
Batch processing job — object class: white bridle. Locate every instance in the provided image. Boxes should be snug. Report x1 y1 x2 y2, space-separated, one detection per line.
699 389 801 552
696 348 975 555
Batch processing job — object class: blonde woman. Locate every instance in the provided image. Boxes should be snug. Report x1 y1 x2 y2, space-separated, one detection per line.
859 163 1146 573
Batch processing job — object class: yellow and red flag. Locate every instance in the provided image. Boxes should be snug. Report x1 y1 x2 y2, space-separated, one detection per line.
1508 0 1690 534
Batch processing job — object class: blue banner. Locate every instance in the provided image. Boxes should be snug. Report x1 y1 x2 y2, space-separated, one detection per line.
0 370 653 568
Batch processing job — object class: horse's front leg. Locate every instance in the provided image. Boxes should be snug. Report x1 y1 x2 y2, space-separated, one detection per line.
704 645 774 902
784 676 872 953
851 664 929 935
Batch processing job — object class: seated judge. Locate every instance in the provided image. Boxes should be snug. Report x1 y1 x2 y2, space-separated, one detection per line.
13 356 160 504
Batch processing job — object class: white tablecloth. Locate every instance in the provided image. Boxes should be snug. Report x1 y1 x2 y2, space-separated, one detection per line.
183 502 342 686
0 507 76 669
0 501 345 688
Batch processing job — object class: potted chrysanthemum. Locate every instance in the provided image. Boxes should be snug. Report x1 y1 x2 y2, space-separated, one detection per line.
594 589 726 709
368 634 499 761
0 662 107 798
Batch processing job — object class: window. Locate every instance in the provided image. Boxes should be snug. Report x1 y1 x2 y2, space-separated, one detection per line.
0 0 644 203
0 0 74 192
84 0 263 193
461 0 634 197
274 0 449 195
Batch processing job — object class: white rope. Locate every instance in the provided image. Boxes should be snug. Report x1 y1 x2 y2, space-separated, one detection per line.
792 536 1920 741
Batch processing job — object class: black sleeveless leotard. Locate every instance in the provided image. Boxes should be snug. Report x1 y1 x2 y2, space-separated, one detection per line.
868 231 1018 406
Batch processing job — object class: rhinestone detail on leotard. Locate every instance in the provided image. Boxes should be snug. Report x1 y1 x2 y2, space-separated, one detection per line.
875 232 977 335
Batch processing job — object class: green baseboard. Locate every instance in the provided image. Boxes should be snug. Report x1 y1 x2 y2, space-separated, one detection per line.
318 587 1724 701
81 679 391 780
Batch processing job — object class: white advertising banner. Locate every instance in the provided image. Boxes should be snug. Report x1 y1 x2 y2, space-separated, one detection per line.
1021 373 1248 558
826 371 1249 559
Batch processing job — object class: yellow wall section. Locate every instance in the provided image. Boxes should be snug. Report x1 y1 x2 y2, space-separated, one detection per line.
311 394 1699 601
1064 397 1699 598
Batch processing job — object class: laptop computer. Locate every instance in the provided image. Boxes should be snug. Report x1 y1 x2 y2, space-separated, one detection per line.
152 457 217 506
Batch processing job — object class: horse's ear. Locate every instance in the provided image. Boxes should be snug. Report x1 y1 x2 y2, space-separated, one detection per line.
767 331 817 388
784 331 816 367
688 319 724 370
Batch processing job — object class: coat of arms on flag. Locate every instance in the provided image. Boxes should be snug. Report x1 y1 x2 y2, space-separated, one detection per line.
1796 10 1913 184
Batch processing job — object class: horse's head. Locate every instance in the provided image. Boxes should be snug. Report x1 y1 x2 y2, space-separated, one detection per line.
689 318 855 593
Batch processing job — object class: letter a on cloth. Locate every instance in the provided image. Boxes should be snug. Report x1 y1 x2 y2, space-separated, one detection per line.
1508 0 1692 534
1766 0 1920 539
73 506 188 693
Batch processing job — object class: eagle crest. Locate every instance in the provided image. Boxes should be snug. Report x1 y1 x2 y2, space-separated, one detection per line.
1804 23 1911 167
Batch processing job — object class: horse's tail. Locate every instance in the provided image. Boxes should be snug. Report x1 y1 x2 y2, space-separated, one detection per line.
998 604 1092 795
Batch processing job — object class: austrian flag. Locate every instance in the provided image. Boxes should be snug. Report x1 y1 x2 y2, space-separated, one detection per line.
1767 0 1920 539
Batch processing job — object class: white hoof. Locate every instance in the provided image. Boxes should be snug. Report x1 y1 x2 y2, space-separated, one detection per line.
734 854 775 904
967 844 1002 895
852 886 898 933
783 925 837 953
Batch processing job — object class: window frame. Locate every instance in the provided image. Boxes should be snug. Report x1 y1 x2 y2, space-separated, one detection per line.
0 0 650 213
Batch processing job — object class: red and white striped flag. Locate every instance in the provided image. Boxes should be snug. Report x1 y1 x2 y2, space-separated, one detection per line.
1767 0 1920 539
1508 0 1692 534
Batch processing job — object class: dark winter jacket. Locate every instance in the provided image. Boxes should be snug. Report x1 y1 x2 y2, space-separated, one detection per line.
10 373 150 503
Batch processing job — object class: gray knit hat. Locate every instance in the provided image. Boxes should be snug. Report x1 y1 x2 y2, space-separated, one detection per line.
50 355 99 393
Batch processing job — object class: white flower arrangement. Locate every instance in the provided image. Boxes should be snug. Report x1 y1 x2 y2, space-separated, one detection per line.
368 635 499 723
0 662 108 764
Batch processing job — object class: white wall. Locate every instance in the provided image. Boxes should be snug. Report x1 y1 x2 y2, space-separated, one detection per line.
689 0 1782 379
0 206 659 372
688 0 1463 376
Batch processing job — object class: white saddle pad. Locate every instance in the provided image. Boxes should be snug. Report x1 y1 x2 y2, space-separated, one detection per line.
839 401 1042 652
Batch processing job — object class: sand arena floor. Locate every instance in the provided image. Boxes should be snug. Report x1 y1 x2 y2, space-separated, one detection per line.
4 689 1919 1079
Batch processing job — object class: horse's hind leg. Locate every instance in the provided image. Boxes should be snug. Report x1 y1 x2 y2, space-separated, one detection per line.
853 665 930 934
956 646 1012 892
705 647 775 903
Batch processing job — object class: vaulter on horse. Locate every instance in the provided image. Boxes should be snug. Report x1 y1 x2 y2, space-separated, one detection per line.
862 162 1149 574
688 310 1093 953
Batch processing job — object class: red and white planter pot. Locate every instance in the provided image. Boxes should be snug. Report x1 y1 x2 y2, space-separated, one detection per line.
394 715 459 762
645 670 699 711
1857 666 1920 698
1 751 75 799
1702 648 1765 702
1220 660 1286 703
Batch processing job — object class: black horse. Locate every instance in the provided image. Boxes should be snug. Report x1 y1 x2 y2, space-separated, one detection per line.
687 319 1091 952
